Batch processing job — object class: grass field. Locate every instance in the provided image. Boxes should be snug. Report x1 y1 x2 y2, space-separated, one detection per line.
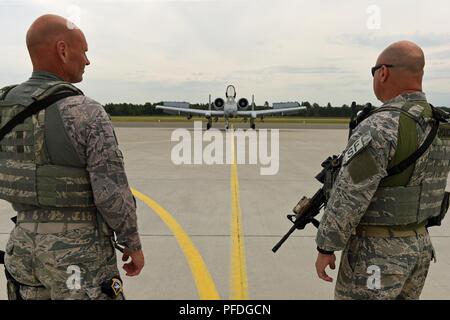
111 116 350 124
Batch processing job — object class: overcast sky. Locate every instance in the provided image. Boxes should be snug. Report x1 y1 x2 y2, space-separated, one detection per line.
0 0 449 106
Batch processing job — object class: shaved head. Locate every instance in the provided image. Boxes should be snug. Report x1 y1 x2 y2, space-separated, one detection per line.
373 41 425 102
26 14 90 83
26 14 77 53
378 40 425 75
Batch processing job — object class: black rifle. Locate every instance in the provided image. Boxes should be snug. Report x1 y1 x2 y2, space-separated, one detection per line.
271 188 325 253
272 155 341 253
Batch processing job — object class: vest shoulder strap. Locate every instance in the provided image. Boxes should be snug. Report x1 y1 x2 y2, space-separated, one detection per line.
386 105 442 177
31 81 83 100
0 81 84 142
365 103 442 178
0 85 18 101
0 91 81 142
369 105 424 126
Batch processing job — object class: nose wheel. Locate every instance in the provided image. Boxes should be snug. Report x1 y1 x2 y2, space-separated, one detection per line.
206 118 212 130
225 118 230 130
250 118 256 130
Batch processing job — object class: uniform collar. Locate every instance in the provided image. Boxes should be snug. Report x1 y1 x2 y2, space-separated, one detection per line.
399 91 427 102
30 71 64 82
383 91 427 106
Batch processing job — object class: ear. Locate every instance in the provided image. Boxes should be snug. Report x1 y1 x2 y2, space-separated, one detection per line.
56 40 68 63
380 66 389 83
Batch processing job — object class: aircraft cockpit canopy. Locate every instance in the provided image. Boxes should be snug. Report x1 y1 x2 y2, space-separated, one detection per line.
226 85 236 99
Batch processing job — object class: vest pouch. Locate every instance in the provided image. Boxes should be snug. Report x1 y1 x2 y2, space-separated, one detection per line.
416 138 450 223
427 192 450 227
0 100 37 205
0 159 38 205
362 186 421 225
426 141 450 174
417 180 446 223
36 165 95 208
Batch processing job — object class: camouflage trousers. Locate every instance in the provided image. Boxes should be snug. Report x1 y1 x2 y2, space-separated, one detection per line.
335 232 434 300
4 222 124 300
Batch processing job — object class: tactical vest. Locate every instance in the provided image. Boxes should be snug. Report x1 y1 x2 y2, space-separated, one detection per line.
360 100 450 226
0 82 96 209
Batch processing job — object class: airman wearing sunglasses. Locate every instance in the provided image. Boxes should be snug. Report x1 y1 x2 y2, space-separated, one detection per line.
315 41 450 299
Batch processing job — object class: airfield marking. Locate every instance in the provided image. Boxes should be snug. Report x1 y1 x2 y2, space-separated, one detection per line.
230 128 249 300
131 188 221 300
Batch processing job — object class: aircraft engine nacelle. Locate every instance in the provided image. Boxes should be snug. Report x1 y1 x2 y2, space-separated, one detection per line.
213 98 225 110
237 98 249 110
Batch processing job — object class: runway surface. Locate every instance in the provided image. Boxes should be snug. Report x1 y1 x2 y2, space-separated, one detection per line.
1 122 449 300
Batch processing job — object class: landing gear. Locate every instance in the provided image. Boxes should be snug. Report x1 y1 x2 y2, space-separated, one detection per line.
225 118 230 130
250 118 256 130
206 117 212 130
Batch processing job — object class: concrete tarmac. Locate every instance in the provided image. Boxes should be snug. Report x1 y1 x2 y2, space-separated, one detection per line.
0 122 449 300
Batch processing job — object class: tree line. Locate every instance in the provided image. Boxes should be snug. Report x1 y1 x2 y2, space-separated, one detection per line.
104 101 450 117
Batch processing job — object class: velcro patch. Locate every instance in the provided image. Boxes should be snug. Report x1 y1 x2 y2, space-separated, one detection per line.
347 149 379 184
343 133 372 165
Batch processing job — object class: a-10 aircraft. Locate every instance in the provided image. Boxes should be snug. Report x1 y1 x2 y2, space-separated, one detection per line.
155 85 305 129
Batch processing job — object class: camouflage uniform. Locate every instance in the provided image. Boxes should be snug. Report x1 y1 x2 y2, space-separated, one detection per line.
2 71 141 299
316 92 447 300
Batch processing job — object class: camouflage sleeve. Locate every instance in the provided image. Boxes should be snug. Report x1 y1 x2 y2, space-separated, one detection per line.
85 103 142 251
315 111 400 252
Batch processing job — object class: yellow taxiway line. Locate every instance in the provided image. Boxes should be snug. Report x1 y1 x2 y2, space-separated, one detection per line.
229 128 249 300
131 188 221 300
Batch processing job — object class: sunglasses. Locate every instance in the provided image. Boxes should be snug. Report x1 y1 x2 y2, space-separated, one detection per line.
371 64 394 77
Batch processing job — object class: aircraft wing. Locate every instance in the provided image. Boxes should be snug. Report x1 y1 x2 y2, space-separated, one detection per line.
155 105 224 116
237 106 305 117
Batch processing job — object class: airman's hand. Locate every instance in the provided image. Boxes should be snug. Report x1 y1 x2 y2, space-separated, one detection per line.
122 248 145 276
315 252 336 282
